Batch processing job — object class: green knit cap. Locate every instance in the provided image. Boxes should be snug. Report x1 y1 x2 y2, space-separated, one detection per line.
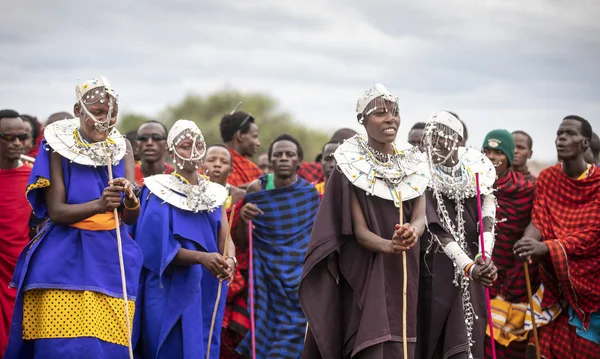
482 129 514 166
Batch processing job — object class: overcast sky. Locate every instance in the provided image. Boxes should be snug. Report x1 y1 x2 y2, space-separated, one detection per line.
1 0 599 162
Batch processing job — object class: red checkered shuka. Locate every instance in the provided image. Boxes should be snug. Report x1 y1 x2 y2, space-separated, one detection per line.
532 164 600 328
228 148 262 188
298 162 324 184
490 170 539 303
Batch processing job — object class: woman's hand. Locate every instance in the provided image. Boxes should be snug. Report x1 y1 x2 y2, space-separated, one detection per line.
471 256 498 287
387 223 418 254
198 252 231 280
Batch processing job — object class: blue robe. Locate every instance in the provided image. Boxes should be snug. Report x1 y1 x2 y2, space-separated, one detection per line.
132 186 227 359
4 140 144 358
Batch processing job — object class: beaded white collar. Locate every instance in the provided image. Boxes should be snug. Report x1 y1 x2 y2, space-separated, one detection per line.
334 135 430 206
144 173 228 213
43 119 126 166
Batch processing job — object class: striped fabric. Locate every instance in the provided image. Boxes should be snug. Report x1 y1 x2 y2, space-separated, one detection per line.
237 177 320 359
490 170 537 303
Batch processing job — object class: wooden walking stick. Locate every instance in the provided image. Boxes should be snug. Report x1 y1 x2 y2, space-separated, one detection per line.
106 154 134 359
206 205 237 359
475 172 497 359
396 190 408 359
524 261 541 359
248 220 257 359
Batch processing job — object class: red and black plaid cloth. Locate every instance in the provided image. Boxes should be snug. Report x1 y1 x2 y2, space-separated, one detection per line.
490 170 538 303
298 162 324 184
531 309 599 359
220 200 251 359
533 164 600 329
228 148 263 188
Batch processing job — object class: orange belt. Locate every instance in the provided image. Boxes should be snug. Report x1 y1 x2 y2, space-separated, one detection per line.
70 212 119 231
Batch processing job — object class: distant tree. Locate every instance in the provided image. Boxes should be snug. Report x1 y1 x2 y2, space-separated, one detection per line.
118 88 329 162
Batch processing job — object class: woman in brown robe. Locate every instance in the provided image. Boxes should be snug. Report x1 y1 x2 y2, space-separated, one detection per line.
416 111 498 359
299 84 429 359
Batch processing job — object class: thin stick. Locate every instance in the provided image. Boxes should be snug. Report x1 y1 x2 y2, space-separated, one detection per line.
248 220 257 359
20 154 36 163
206 205 237 359
524 261 541 359
107 155 134 359
475 173 496 359
398 191 408 359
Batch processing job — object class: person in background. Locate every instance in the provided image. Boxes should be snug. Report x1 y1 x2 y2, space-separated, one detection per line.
0 110 31 356
220 111 261 189
135 120 173 186
483 129 537 358
125 129 141 163
237 134 320 359
19 116 35 159
202 144 249 359
584 132 599 166
44 111 74 126
314 140 339 198
512 130 536 182
408 122 426 150
514 115 600 358
257 153 270 175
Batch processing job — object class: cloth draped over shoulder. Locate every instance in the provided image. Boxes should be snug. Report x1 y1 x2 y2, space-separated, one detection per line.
237 176 320 359
298 162 324 184
228 148 262 187
300 169 419 359
132 185 225 359
532 164 600 328
0 165 32 355
5 139 143 359
491 170 538 303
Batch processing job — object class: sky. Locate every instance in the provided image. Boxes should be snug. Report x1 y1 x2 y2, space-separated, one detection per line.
1 0 599 163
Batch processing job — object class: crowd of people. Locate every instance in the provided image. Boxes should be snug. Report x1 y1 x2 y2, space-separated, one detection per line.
0 76 599 359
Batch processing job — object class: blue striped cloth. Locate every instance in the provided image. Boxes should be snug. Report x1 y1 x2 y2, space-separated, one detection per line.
238 177 320 359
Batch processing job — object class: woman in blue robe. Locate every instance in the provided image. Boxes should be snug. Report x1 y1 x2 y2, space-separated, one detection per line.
132 119 235 359
4 76 144 358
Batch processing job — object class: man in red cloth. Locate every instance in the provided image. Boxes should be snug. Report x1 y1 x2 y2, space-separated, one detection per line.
514 115 600 358
512 130 536 183
220 111 261 189
0 110 32 355
482 129 537 358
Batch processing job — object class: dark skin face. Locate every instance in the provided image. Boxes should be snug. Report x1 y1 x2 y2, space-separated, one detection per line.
169 138 204 183
270 140 300 180
512 133 532 168
202 146 232 186
236 122 260 157
320 143 339 181
137 123 167 163
74 92 119 143
408 128 424 150
258 153 270 175
21 120 34 154
0 117 26 164
360 99 400 154
555 119 589 161
484 148 509 178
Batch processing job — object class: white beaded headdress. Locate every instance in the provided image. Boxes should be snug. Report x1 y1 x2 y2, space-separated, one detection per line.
356 83 398 123
75 76 118 133
168 119 206 170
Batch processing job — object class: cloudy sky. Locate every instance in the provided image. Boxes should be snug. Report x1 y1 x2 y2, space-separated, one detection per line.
2 0 599 162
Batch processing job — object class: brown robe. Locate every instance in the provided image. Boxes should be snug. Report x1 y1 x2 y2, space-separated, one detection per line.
299 169 419 359
416 190 487 359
